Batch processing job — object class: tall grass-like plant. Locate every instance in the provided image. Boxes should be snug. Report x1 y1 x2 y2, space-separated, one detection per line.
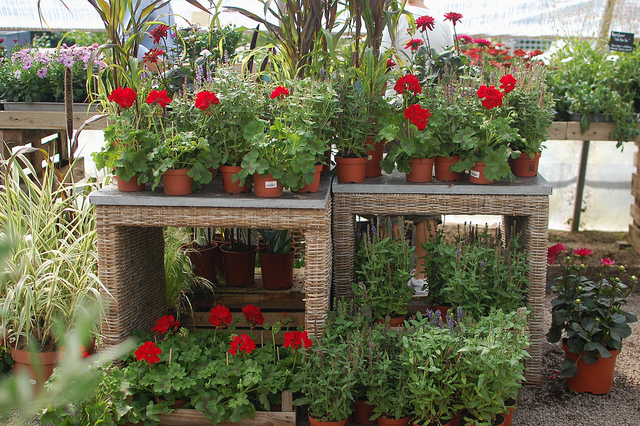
0 151 106 352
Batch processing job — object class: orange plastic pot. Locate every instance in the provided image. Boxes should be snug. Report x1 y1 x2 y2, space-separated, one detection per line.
253 173 283 198
365 136 385 178
379 416 411 426
296 164 323 193
336 157 367 183
308 413 349 426
469 161 494 185
374 314 406 328
434 155 462 181
162 169 193 195
116 175 145 192
406 158 434 183
563 343 619 394
502 399 516 426
510 152 541 177
220 165 251 194
10 348 59 390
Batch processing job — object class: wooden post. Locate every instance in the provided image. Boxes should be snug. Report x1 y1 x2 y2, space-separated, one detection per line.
598 0 617 47
572 140 590 232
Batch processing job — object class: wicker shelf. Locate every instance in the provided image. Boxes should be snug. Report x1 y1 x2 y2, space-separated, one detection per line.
89 176 332 347
331 171 552 387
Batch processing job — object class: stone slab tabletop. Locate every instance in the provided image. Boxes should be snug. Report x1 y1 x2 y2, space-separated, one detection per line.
89 175 332 210
332 170 553 196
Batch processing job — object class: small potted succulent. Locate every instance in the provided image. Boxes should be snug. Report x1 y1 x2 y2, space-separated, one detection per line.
546 243 637 394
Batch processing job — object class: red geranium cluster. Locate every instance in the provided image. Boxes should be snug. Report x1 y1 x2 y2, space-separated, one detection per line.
477 85 504 110
108 86 136 109
146 89 172 108
152 314 180 334
283 331 312 350
135 341 161 365
195 90 220 111
404 38 423 51
547 243 565 265
270 86 290 99
229 334 256 356
150 24 170 45
209 304 233 328
242 304 265 327
416 15 435 32
394 74 422 96
404 104 432 130
499 74 517 94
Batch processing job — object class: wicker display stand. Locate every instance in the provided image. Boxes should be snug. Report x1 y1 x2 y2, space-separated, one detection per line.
89 177 332 347
331 171 552 386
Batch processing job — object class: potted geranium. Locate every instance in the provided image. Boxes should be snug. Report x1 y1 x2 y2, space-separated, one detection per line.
381 73 440 182
546 244 637 394
351 219 414 325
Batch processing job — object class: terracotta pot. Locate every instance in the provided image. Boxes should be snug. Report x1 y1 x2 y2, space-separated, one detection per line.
308 413 349 426
116 175 145 192
374 314 406 328
510 152 541 177
162 169 193 195
219 165 251 194
336 157 367 183
220 244 257 286
563 343 619 394
208 167 218 178
365 136 385 178
212 240 229 276
406 158 434 183
379 416 411 426
322 150 333 175
258 248 296 290
434 155 462 181
180 243 218 284
353 400 377 425
296 164 323 193
502 398 516 426
10 348 58 389
253 173 283 197
469 161 494 185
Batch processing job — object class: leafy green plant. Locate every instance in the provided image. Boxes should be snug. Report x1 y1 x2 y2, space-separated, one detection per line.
0 152 105 352
546 244 637 377
421 224 529 319
332 75 376 158
258 229 292 255
352 219 414 319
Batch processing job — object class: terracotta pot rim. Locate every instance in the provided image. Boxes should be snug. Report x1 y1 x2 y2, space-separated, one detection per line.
10 347 59 364
219 244 257 254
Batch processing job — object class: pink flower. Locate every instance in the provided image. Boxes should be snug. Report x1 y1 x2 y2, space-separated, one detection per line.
573 248 593 257
457 34 473 44
386 58 397 69
474 38 492 47
416 16 435 32
547 243 565 265
444 12 463 26
404 38 423 51
601 258 616 267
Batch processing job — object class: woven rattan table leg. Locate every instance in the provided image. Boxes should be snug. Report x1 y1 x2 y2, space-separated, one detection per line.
96 222 166 347
332 195 356 299
303 225 332 337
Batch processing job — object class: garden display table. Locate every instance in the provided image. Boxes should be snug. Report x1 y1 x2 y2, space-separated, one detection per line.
89 176 332 347
331 171 552 386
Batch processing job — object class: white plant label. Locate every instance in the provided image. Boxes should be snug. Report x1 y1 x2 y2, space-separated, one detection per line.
470 170 480 179
265 181 278 189
367 155 373 160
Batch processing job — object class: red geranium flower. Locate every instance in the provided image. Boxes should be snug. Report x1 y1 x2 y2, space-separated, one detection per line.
146 89 172 108
242 304 264 327
601 257 616 267
404 104 432 130
135 341 161 365
386 58 397 69
270 86 290 99
229 334 256 356
404 38 423 51
150 24 170 44
547 243 565 265
573 247 593 257
283 331 312 350
152 314 180 334
195 90 220 111
209 305 233 328
477 85 504 110
499 74 517 94
394 74 422 96
513 48 527 57
143 48 165 64
108 86 136 109
529 49 544 57
416 16 435 32
444 12 463 26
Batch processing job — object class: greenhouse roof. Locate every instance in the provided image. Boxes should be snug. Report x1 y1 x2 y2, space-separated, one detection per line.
1 0 639 39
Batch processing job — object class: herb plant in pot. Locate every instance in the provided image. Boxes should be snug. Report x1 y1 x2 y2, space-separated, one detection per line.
257 229 295 290
381 73 439 182
546 244 637 394
352 219 414 325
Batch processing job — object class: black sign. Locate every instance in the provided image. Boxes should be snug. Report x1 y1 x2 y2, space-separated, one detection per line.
609 31 634 52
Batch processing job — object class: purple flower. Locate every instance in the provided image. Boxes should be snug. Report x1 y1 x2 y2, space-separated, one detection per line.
22 57 34 70
13 70 21 79
195 64 203 85
37 67 48 78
